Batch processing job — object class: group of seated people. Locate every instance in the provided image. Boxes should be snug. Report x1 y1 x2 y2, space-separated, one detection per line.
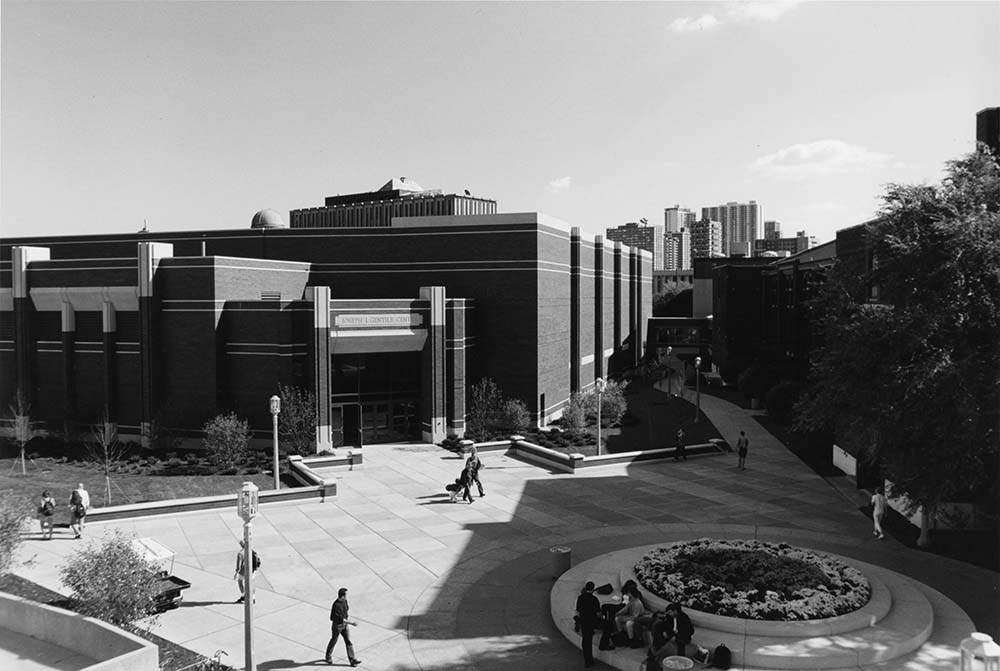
585 580 697 664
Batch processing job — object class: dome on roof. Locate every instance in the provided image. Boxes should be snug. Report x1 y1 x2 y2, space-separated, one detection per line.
251 209 286 229
760 251 780 257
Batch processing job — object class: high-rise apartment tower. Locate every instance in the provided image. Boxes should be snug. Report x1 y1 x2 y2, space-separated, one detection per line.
701 201 761 256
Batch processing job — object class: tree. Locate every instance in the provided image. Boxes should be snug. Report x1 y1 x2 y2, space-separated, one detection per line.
277 384 317 454
466 378 504 441
592 380 627 427
59 529 162 628
8 390 36 475
85 408 130 506
203 412 252 471
653 281 693 317
795 150 1000 546
0 492 30 576
499 399 531 434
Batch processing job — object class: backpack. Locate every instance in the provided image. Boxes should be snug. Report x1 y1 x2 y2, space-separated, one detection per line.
41 500 55 517
252 550 261 571
713 644 732 670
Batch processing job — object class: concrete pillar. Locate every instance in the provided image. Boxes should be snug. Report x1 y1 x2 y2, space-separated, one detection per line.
420 286 447 444
613 242 622 350
629 246 639 366
308 285 332 453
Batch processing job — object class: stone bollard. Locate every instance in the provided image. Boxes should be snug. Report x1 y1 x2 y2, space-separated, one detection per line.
459 439 474 456
550 545 571 578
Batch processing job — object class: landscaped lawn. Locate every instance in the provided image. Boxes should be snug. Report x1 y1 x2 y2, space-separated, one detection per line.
0 444 279 509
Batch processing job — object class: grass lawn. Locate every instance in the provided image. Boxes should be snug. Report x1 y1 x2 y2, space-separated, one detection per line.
0 442 280 509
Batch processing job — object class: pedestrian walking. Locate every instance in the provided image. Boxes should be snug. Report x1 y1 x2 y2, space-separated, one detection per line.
234 540 260 603
37 490 56 540
575 581 602 668
458 463 475 504
325 587 361 667
466 445 485 497
674 428 687 461
871 486 887 539
69 483 90 539
737 431 750 470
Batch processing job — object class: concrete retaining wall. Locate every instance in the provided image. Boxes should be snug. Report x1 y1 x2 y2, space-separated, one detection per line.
0 591 158 671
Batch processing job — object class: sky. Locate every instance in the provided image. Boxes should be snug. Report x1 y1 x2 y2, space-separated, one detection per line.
2 1 998 245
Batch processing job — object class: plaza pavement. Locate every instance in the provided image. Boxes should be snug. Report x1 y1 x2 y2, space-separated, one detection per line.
10 391 1000 671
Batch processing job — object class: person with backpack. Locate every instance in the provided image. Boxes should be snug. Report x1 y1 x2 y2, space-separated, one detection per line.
234 539 260 603
574 581 602 668
37 490 56 540
736 431 750 470
69 483 90 539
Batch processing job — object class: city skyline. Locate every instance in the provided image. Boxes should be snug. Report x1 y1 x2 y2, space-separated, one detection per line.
2 1 998 245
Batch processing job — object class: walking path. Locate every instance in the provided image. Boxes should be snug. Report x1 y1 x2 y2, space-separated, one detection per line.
10 390 999 671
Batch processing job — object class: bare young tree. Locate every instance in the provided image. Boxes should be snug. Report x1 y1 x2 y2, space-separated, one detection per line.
8 390 36 475
86 408 129 506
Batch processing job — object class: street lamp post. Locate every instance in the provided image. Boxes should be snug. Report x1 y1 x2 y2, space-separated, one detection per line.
694 356 702 423
595 378 607 456
237 482 259 671
269 396 281 490
665 346 673 395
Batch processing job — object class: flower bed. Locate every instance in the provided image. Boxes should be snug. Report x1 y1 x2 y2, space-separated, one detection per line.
634 539 871 620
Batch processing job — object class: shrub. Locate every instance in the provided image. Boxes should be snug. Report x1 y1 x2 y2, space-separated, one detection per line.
500 399 531 434
737 364 777 401
0 493 30 575
59 529 162 627
277 384 317 455
594 380 627 427
766 381 802 424
563 393 588 431
203 413 252 470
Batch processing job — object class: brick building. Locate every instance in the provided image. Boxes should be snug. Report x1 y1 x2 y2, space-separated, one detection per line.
0 189 652 450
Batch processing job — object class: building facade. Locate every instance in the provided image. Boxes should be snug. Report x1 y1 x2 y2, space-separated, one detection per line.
290 178 497 229
606 221 665 270
690 218 723 260
701 201 762 256
1 191 652 451
753 231 814 256
664 229 691 271
664 206 696 233
763 220 782 240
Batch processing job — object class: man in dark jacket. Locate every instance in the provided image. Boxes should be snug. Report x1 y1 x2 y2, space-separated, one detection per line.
325 587 361 666
575 581 602 668
665 603 695 657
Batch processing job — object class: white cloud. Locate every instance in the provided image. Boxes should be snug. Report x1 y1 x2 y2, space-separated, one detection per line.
546 176 572 194
726 1 801 22
752 140 893 179
668 14 720 33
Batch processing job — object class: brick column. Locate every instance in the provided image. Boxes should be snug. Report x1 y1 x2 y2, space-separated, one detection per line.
420 286 447 444
61 302 76 424
308 285 332 453
629 246 639 366
138 241 172 446
613 242 622 350
102 301 117 424
594 235 604 380
570 227 581 393
446 299 467 438
11 246 49 406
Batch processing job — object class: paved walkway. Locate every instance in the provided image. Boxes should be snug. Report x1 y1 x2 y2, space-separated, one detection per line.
10 390 999 671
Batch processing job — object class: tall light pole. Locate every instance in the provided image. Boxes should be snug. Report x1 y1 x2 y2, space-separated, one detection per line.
694 356 702 423
665 346 673 395
595 378 607 456
269 396 281 490
237 482 259 671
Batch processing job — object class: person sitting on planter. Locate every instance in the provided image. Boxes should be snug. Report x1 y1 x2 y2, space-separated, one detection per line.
614 582 646 647
664 602 695 657
599 579 638 650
